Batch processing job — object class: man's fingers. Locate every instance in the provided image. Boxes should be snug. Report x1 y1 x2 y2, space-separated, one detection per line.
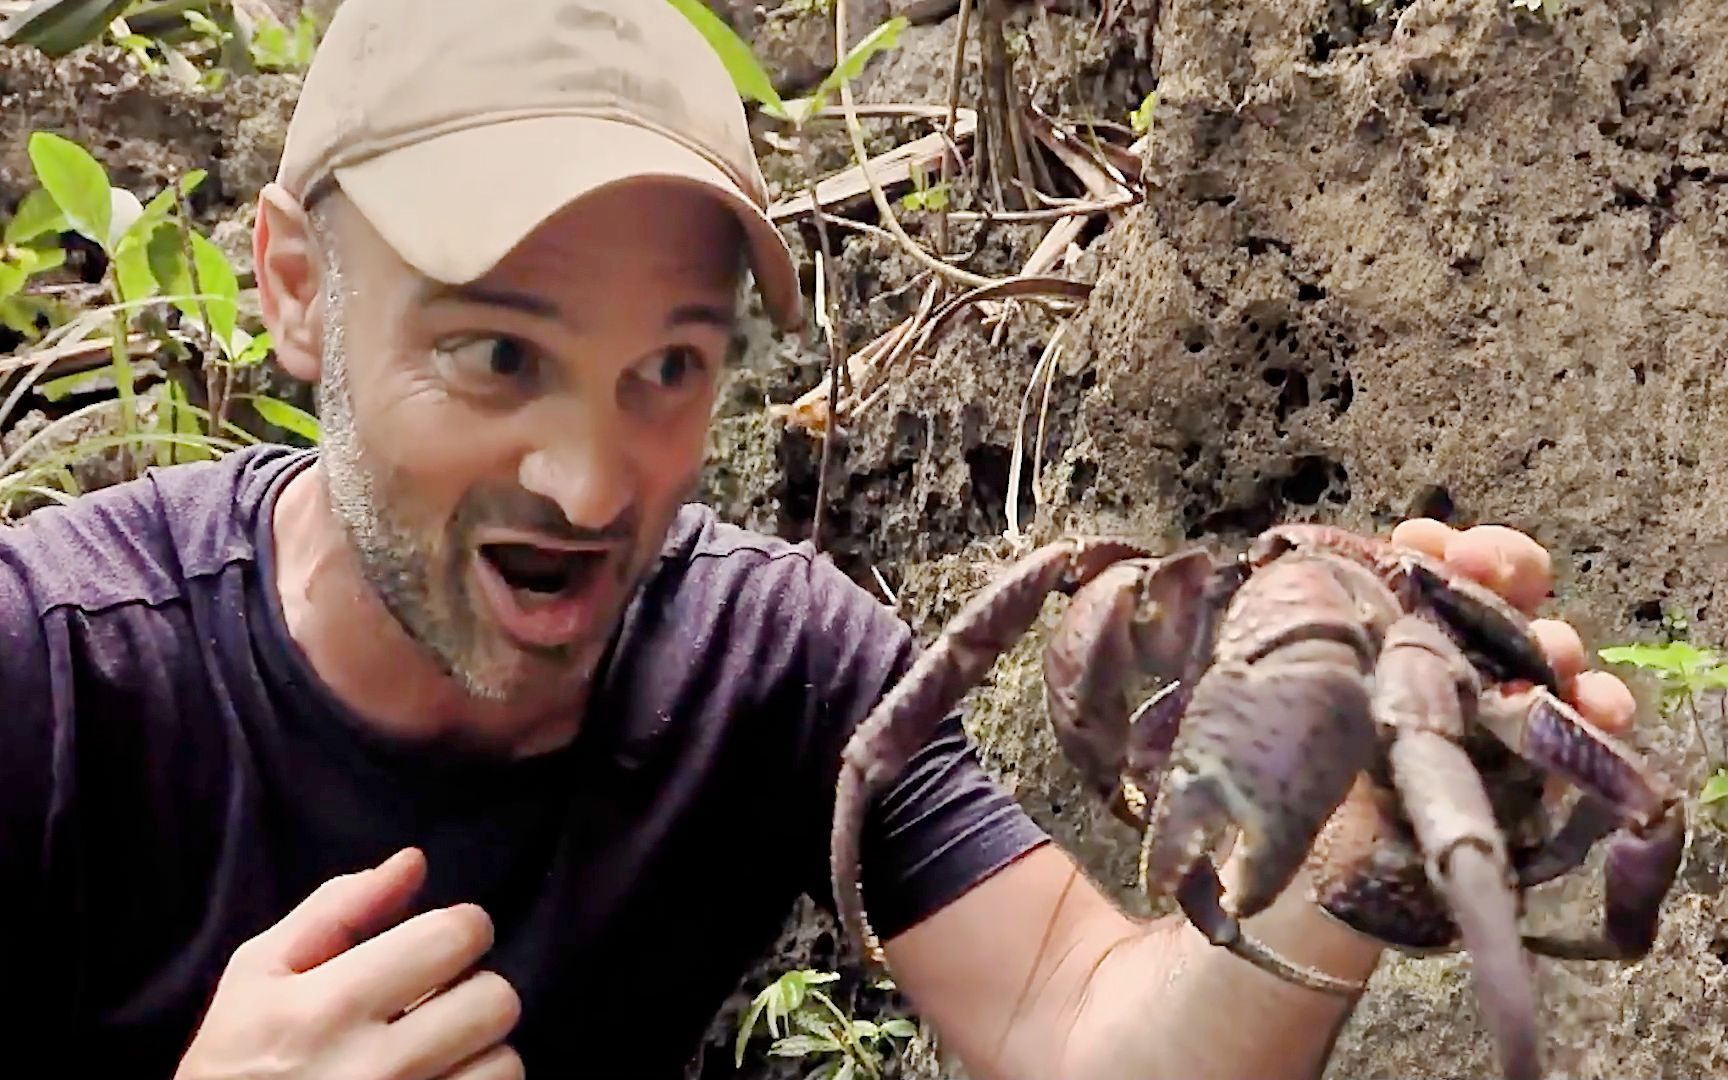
1530 618 1585 686
315 901 497 1020
384 970 522 1080
441 1043 526 1080
1391 518 1554 614
1389 517 1454 560
1571 670 1637 737
270 847 428 974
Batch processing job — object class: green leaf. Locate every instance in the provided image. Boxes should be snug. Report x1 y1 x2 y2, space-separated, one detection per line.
1598 642 1723 678
0 0 133 57
189 231 239 354
121 169 207 251
38 363 116 402
233 328 273 366
834 1060 857 1080
806 16 908 116
26 131 112 252
113 232 161 303
1130 89 1159 135
768 1034 840 1058
1701 769 1728 805
250 395 322 444
663 0 786 116
880 1017 917 1039
0 296 45 336
5 187 68 246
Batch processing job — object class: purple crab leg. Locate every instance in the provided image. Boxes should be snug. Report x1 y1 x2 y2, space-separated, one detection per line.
1377 617 1540 1080
1481 685 1687 961
1515 795 1619 889
1172 857 1367 996
830 537 1150 967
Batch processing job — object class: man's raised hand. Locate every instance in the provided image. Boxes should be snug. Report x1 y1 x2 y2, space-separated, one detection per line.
175 848 523 1080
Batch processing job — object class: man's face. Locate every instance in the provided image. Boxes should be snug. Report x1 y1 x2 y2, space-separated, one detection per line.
304 182 743 705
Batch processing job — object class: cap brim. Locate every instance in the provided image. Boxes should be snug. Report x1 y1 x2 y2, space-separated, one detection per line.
333 115 803 330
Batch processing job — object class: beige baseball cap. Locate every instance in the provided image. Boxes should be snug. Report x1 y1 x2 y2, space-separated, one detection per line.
276 0 802 330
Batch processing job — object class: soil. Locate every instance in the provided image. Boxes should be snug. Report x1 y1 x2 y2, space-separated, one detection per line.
4 0 1726 1078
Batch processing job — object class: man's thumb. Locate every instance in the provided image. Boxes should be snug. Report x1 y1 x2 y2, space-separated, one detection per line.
269 847 427 974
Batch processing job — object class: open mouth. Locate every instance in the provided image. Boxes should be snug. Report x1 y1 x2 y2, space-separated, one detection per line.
479 543 604 601
472 542 614 649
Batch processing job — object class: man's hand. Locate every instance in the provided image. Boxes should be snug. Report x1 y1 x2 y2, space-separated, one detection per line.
175 848 523 1080
1391 518 1637 737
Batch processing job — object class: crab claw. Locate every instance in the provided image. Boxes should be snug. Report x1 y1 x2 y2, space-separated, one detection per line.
1484 684 1688 962
1141 633 1379 916
1042 549 1217 812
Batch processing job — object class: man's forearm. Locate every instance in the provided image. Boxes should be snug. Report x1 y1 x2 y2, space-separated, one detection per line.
1067 868 1383 1080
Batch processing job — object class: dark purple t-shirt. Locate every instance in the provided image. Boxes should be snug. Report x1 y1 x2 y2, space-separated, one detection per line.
0 444 1047 1077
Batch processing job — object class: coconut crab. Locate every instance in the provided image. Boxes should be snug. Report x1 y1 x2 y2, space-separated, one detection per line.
830 523 1686 1080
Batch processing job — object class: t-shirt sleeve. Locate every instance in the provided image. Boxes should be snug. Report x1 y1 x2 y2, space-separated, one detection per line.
792 553 1049 942
0 552 62 1015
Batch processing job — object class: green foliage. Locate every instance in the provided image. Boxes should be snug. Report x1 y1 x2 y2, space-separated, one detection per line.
664 0 789 118
0 0 133 56
1599 628 1728 825
1130 89 1159 136
1596 640 1728 717
0 128 319 515
899 160 950 213
735 969 916 1080
3 1 321 87
665 0 906 129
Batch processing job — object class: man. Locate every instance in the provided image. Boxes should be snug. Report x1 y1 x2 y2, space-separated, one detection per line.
0 0 1639 1077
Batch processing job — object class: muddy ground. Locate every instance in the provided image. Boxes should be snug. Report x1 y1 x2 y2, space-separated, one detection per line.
4 0 1726 1077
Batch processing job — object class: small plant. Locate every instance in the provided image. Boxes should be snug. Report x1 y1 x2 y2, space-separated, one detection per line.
0 129 318 513
734 968 917 1080
899 159 950 213
1599 625 1728 825
1129 89 1158 136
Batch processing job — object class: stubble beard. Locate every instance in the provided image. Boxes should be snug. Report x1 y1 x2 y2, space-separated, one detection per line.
313 258 517 703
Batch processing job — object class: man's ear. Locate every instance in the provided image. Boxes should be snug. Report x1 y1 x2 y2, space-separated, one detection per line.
253 182 324 383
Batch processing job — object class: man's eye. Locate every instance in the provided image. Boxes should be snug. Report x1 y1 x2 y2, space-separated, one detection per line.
433 335 540 393
631 346 706 390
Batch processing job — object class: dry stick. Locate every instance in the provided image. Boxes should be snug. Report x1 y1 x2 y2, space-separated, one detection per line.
935 0 973 256
944 196 1134 223
807 177 847 552
1004 322 1064 540
833 0 999 291
1030 318 1063 512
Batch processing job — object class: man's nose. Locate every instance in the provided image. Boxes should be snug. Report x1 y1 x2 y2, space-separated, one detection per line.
517 430 634 532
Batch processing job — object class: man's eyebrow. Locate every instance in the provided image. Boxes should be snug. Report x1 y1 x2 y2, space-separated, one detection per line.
666 303 734 329
421 282 560 319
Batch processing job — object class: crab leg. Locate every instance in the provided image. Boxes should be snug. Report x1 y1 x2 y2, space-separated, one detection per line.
1481 686 1687 961
1377 617 1541 1080
830 538 1151 966
1515 794 1620 888
1171 856 1368 996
